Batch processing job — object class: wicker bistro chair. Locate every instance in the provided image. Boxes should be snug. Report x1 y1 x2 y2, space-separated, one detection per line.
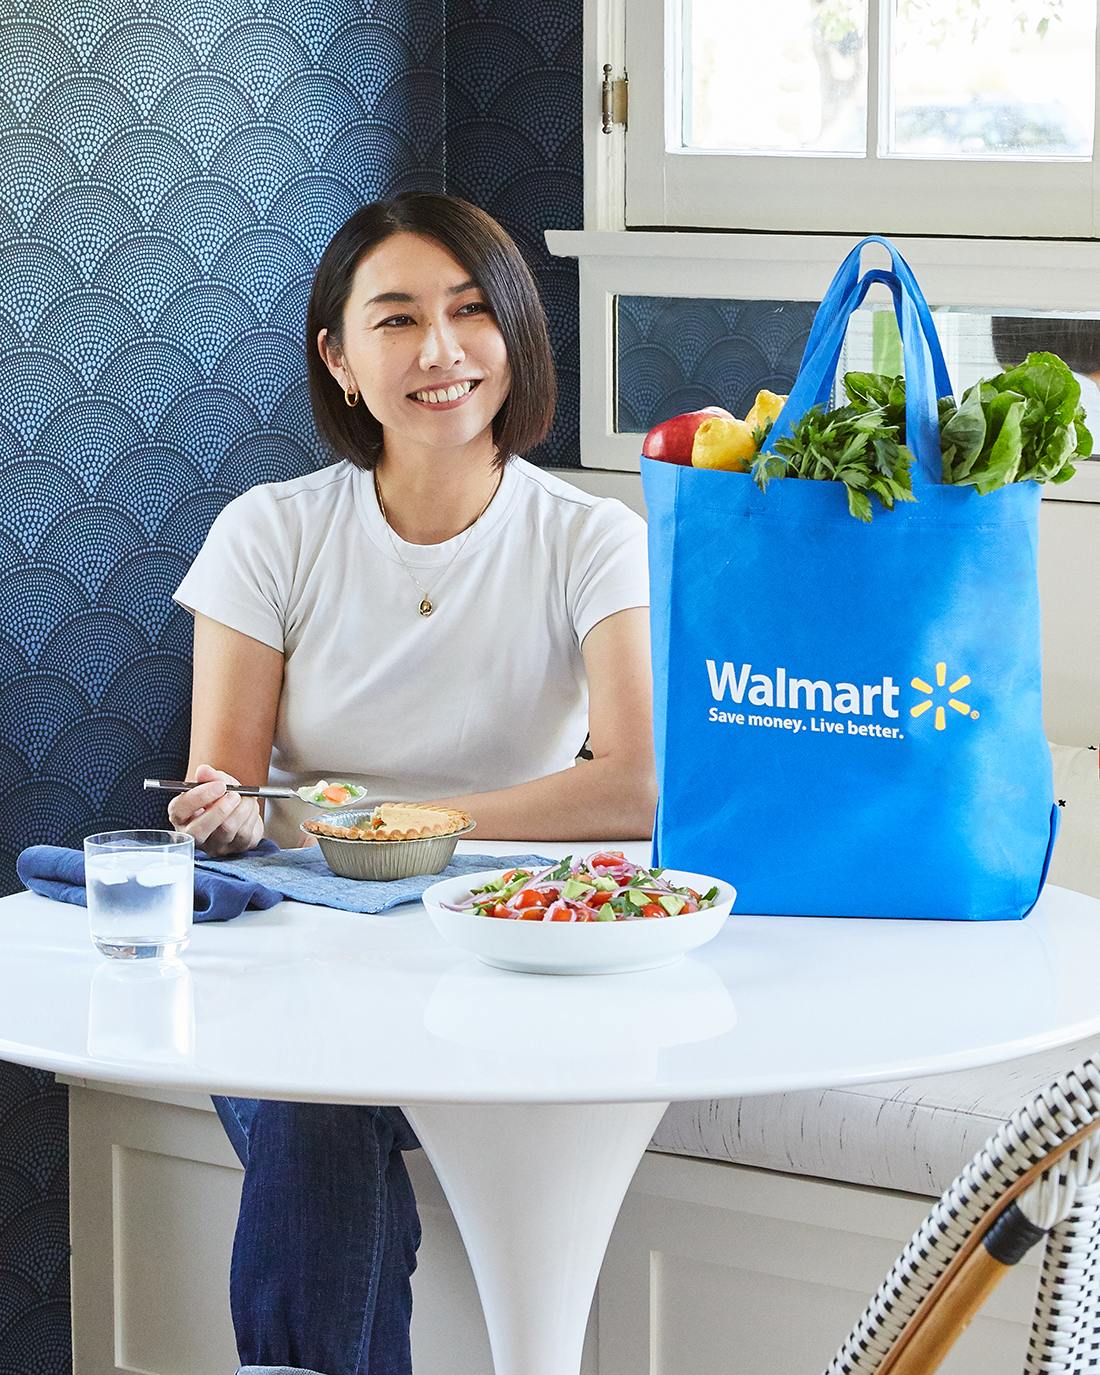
825 1058 1100 1375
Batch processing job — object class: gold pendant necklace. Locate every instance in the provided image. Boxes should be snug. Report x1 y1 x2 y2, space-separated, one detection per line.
374 471 501 616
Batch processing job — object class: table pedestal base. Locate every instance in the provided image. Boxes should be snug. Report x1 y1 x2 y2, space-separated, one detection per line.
403 1100 669 1375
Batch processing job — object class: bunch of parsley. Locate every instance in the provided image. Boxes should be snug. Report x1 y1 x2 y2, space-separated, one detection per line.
749 377 917 523
938 352 1091 494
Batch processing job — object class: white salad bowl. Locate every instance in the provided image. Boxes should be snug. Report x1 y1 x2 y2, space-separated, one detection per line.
421 868 736 975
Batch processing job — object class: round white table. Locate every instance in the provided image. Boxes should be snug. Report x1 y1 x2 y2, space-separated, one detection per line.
3 838 1100 1375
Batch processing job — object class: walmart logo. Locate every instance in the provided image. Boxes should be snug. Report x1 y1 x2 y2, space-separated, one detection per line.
910 662 980 732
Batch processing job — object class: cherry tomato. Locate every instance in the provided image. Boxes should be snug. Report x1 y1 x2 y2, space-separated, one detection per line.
516 907 546 920
549 907 576 921
589 891 612 907
641 903 665 920
513 889 553 909
589 851 626 869
486 904 512 919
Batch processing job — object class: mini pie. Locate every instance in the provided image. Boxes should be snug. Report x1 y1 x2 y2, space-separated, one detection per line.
304 802 472 842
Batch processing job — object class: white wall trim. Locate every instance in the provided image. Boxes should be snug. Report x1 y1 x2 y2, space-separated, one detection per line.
584 0 627 231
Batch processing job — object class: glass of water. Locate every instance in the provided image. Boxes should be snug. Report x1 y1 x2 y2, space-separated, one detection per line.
84 830 194 959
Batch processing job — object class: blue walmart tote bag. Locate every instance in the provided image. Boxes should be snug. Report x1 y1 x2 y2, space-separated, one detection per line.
644 237 1059 921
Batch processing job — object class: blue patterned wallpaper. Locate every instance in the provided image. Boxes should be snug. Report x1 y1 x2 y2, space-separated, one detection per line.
0 0 447 896
0 0 582 1367
617 295 818 432
0 1068 68 1375
445 0 583 465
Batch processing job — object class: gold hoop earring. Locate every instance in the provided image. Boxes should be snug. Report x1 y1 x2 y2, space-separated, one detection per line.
344 388 359 408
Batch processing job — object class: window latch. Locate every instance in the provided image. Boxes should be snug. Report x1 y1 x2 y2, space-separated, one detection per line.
601 65 628 133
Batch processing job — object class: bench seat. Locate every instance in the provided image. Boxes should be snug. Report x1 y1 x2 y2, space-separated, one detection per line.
652 1033 1100 1196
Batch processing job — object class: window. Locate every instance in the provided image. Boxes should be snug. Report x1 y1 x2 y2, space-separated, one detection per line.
625 0 1100 234
551 0 1100 497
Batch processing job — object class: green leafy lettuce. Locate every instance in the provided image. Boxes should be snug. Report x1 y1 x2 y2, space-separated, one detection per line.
939 351 1091 494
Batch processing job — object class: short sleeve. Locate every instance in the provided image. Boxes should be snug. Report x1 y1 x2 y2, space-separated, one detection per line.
173 487 291 652
566 499 649 645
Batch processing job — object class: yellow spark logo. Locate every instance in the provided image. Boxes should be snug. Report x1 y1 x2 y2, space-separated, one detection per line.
910 661 980 732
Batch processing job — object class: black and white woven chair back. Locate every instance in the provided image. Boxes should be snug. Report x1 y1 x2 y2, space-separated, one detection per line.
824 1058 1100 1375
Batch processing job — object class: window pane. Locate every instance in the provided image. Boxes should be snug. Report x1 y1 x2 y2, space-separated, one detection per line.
619 296 1100 460
684 0 868 152
839 307 1100 453
616 297 817 432
889 0 1096 157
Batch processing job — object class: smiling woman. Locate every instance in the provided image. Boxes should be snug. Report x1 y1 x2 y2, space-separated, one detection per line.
160 192 655 1375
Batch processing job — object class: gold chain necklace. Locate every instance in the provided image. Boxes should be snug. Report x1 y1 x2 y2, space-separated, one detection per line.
373 471 501 617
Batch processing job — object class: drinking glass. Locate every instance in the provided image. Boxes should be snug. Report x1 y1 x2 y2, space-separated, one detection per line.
84 830 194 959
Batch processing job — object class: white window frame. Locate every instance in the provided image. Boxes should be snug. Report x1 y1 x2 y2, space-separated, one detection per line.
625 0 1100 237
554 0 1100 504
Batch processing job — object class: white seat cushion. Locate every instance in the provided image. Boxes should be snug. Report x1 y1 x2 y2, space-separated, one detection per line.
652 742 1100 1197
651 1037 1100 1197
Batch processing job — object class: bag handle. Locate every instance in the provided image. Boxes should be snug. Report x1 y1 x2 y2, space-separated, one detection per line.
802 236 953 401
764 243 953 485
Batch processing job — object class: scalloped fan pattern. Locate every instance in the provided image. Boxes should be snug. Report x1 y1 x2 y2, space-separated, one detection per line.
0 0 582 1367
617 296 819 434
0 0 447 907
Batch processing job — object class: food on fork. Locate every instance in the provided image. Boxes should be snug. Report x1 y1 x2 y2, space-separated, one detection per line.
297 780 370 808
303 802 472 841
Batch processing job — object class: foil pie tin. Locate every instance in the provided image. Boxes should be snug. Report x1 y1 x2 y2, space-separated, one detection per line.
301 807 477 882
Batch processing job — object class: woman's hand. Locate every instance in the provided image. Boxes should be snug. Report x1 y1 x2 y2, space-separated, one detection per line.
167 763 265 856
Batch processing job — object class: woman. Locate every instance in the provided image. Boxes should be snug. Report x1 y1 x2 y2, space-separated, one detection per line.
169 193 655 1375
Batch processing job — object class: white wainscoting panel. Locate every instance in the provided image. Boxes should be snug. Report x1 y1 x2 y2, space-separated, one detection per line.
66 1085 592 1375
69 1086 242 1375
599 1151 1041 1375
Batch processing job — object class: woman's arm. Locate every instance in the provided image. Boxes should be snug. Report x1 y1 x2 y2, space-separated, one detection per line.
430 606 657 841
166 613 284 855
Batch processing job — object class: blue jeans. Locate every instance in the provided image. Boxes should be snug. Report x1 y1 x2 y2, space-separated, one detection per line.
214 1098 422 1375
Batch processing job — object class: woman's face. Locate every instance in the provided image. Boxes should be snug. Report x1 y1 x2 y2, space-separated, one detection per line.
320 232 512 460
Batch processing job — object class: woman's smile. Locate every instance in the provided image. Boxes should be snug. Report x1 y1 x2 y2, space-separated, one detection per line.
409 378 481 407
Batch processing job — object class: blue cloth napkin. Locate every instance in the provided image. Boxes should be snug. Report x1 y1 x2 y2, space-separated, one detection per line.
195 849 556 914
17 841 285 923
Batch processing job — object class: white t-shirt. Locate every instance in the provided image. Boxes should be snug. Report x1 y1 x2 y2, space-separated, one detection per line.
174 458 649 846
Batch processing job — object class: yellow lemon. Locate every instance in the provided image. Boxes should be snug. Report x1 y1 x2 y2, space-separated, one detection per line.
691 416 756 471
744 390 787 435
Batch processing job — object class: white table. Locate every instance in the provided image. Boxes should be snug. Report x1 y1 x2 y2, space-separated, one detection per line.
3 838 1100 1375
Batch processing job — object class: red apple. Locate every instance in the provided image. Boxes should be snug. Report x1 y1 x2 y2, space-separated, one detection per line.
642 407 735 465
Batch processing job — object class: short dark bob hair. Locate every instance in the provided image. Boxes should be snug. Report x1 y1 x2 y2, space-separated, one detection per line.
306 193 556 470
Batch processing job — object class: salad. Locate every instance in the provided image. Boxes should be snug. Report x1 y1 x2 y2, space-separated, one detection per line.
456 852 719 923
297 779 369 808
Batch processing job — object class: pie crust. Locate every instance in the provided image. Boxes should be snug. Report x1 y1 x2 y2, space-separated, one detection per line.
304 802 472 842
